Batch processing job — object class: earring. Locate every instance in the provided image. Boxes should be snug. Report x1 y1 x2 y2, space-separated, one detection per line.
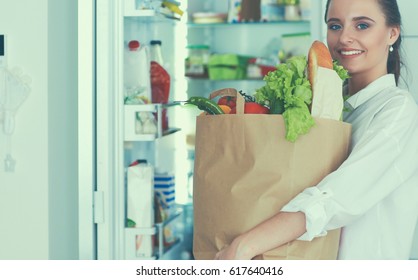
389 45 394 52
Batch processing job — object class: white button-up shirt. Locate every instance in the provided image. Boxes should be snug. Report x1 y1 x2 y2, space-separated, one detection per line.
282 74 418 259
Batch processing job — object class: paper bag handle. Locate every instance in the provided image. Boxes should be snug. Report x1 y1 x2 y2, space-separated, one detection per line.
209 88 245 115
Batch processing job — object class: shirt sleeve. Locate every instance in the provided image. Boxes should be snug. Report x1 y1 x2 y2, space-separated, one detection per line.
281 94 418 241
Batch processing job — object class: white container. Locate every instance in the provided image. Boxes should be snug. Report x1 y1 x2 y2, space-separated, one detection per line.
127 160 155 258
124 40 152 104
299 0 311 21
284 5 301 21
260 0 285 22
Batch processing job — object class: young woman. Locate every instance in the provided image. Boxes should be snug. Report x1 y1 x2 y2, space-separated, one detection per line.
215 0 418 260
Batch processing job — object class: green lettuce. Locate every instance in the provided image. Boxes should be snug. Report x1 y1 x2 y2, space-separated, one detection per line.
254 55 314 142
333 60 350 80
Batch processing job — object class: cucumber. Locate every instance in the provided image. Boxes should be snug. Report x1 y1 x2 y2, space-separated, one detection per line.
185 96 225 115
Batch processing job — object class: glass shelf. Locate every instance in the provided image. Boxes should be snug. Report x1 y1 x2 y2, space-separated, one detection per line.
187 20 310 28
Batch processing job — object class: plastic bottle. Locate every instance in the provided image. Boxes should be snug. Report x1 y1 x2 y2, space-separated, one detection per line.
123 40 151 103
150 40 164 65
149 40 171 130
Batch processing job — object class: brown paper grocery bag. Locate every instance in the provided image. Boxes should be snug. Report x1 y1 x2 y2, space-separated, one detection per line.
193 88 351 260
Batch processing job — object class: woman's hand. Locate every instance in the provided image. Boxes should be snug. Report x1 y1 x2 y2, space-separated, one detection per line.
214 235 253 260
214 245 237 260
213 211 307 260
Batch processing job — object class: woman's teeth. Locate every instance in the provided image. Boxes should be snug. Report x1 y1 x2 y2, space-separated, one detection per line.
341 50 363 56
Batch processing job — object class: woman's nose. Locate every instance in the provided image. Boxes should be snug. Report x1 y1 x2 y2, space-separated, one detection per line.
339 27 354 44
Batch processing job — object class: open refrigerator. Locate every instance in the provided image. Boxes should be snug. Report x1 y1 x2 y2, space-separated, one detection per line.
78 0 418 260
78 0 317 260
78 0 193 260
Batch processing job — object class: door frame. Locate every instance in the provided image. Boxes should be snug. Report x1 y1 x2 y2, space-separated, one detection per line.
78 0 126 260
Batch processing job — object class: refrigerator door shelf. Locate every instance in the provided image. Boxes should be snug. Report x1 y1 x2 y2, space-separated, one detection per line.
124 0 155 17
124 207 183 260
124 103 180 141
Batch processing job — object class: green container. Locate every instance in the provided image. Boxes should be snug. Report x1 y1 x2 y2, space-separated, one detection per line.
208 54 250 80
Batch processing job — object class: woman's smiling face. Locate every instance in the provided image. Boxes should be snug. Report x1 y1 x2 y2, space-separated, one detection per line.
326 0 399 85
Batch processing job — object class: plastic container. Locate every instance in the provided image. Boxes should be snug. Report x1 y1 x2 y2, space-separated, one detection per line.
192 12 227 24
285 5 301 21
208 54 250 80
185 45 210 78
123 40 151 103
260 0 285 22
281 32 311 56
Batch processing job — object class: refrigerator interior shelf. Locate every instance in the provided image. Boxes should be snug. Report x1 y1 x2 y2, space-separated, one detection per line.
187 20 310 28
124 9 156 18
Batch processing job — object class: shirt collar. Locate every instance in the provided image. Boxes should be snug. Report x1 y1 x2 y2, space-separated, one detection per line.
345 74 396 110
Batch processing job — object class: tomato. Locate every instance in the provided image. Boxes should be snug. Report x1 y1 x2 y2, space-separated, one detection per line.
230 102 269 114
217 96 237 109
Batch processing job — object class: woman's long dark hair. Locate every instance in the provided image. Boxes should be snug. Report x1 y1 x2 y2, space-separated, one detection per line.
324 0 403 85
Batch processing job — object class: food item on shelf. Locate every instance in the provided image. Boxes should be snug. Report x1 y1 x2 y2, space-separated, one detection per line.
192 12 227 24
185 45 210 78
150 40 170 130
123 40 151 104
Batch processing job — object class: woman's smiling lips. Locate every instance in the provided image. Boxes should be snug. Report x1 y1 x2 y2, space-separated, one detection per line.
338 48 365 57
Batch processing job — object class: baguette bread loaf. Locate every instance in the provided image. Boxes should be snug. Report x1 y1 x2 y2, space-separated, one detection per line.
308 40 333 89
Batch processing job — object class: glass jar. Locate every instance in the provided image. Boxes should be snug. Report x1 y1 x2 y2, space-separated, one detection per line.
185 45 210 78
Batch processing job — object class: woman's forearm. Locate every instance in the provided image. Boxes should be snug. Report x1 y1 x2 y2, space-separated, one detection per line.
231 211 307 259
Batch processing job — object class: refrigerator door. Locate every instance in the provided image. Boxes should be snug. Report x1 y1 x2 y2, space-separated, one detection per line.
83 0 190 260
78 0 97 260
79 0 126 260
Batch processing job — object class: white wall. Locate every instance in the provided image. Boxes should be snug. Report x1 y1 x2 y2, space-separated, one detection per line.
0 0 78 259
398 0 418 259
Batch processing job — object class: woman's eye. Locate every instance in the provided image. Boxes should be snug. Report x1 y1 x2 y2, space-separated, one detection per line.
357 23 369 30
328 24 342 31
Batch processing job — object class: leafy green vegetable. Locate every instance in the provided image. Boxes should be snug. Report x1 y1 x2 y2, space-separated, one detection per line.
333 60 350 80
254 56 349 142
283 106 316 142
254 55 314 142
